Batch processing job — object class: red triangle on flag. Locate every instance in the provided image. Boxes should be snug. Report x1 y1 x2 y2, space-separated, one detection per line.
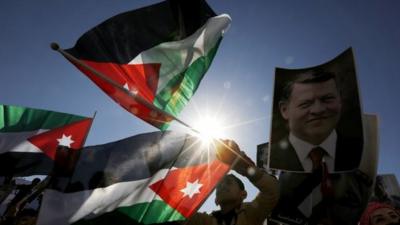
78 60 161 103
149 160 229 218
72 60 171 128
28 118 93 160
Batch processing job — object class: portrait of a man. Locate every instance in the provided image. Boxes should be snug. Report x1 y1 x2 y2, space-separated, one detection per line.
269 48 364 173
268 48 370 224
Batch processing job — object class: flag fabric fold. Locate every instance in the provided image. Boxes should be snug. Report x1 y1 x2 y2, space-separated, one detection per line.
63 0 231 130
37 131 230 225
0 104 93 176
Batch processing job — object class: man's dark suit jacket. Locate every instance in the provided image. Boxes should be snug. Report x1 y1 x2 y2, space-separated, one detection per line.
269 134 363 172
271 170 373 225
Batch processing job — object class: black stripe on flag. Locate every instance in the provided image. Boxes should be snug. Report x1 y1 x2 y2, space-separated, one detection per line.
0 152 54 176
52 131 216 192
66 0 216 64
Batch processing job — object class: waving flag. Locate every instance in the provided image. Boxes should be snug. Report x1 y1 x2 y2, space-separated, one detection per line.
0 104 93 176
37 131 230 225
60 0 231 130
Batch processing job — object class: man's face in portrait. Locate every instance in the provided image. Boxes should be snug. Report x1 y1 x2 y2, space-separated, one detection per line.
279 78 342 145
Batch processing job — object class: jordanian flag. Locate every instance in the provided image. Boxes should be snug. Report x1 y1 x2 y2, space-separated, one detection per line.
37 131 230 225
0 104 93 176
62 0 231 130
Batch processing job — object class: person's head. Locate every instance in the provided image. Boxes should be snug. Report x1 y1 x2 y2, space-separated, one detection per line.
359 202 400 225
279 71 342 145
215 174 247 208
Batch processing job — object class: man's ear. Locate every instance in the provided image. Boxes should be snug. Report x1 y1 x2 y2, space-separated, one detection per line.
279 101 289 120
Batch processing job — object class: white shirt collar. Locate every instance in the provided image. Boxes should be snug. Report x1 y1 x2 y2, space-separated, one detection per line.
289 131 337 172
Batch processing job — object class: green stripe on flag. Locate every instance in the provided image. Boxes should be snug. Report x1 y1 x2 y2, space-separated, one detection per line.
153 38 221 129
73 200 185 225
119 200 185 224
0 105 86 132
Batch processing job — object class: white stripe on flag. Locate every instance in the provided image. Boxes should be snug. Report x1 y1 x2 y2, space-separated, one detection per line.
0 130 48 154
37 169 171 225
128 14 231 94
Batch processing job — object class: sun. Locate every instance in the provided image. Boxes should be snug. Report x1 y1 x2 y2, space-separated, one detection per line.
192 115 225 144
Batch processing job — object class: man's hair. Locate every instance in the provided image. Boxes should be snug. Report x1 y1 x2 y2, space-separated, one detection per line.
280 70 337 102
227 174 245 190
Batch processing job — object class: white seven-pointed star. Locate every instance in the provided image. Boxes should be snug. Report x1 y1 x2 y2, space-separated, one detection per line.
123 83 130 90
180 179 203 199
123 82 138 95
57 134 74 147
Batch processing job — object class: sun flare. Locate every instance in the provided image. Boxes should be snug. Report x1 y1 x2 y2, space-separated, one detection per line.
193 115 225 144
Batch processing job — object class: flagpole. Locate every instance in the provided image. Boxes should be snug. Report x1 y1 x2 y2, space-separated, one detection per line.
50 43 253 167
50 43 199 134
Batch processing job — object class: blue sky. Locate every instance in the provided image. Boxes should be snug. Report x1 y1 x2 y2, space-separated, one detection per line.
1 0 399 212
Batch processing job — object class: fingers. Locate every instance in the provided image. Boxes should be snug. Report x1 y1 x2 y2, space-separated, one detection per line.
215 139 255 167
214 140 261 179
215 139 240 165
222 139 240 153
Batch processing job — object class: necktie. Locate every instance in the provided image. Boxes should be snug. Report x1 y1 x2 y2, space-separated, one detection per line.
309 147 325 171
309 147 333 197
